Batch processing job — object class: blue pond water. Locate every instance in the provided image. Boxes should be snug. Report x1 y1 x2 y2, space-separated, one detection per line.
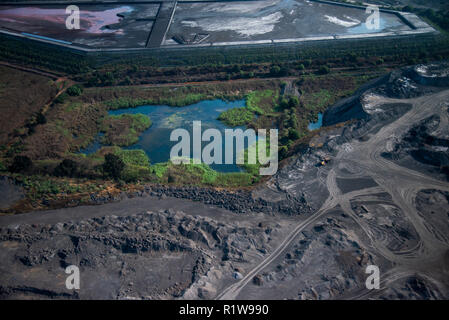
308 113 323 131
82 99 250 172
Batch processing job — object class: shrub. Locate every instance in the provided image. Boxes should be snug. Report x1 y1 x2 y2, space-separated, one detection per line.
318 65 330 75
288 96 300 109
279 66 289 76
115 149 150 167
280 98 289 110
279 145 289 159
103 153 125 180
121 166 151 182
288 128 300 140
66 85 83 96
9 155 32 173
36 112 47 125
270 65 281 76
54 159 78 177
54 93 67 104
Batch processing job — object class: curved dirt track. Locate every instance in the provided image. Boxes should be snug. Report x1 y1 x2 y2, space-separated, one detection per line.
216 89 449 300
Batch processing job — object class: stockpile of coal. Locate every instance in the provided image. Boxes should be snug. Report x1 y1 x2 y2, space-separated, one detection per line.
144 185 310 216
88 185 309 216
382 115 449 180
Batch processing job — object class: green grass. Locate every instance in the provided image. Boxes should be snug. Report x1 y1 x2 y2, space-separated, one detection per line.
217 107 254 127
151 162 168 178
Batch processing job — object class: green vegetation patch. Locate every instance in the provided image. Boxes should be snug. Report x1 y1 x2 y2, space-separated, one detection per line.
151 162 168 178
246 90 277 115
152 160 258 187
217 90 279 127
217 107 254 127
304 89 333 111
114 148 150 167
13 174 103 201
66 85 84 97
105 93 208 109
111 147 152 182
101 113 151 147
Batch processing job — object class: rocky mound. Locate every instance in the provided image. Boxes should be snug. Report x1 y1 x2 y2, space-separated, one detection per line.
0 209 280 299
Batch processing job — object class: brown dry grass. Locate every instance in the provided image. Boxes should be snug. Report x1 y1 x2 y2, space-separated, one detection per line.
0 65 58 145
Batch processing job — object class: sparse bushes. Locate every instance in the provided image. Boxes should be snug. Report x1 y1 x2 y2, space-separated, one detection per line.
270 65 289 76
280 96 299 110
100 113 152 147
